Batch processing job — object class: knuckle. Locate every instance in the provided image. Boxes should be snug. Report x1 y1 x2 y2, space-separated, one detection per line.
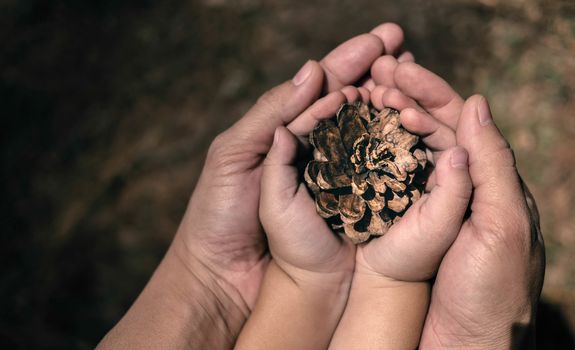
205 131 243 171
452 181 473 202
488 140 516 168
374 54 398 69
207 131 228 160
394 61 418 81
505 212 532 239
256 85 284 112
479 207 532 252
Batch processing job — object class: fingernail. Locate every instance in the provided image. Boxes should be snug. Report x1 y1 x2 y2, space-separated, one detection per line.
478 97 493 126
292 60 313 86
450 147 468 168
273 127 281 146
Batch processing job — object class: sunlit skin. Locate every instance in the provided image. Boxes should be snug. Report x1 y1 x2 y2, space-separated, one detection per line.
173 24 405 313
366 57 545 348
98 23 409 349
235 81 475 349
98 22 544 350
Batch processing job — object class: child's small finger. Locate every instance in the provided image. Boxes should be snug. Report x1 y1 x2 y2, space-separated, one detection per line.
361 78 376 91
341 86 361 102
397 51 415 63
264 127 298 166
358 87 370 103
370 85 388 110
261 127 300 210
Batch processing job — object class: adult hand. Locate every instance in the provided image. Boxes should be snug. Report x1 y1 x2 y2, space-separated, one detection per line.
370 58 545 349
330 93 473 350
99 23 407 350
175 23 404 311
235 91 366 350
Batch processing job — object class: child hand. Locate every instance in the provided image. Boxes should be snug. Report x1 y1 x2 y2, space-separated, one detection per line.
357 145 472 282
259 125 356 280
258 87 374 281
330 86 473 350
236 87 369 350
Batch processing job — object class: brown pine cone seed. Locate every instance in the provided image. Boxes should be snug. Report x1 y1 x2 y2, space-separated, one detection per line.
304 102 428 244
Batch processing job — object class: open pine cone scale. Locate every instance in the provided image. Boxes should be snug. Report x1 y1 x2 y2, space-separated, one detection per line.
304 102 428 244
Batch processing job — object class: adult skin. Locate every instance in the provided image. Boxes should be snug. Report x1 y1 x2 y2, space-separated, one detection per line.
368 57 546 349
97 23 406 350
98 24 545 349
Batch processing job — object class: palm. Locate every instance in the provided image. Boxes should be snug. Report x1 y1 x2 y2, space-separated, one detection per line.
181 154 270 308
356 196 437 281
429 221 523 325
356 158 470 283
174 25 406 309
369 61 544 346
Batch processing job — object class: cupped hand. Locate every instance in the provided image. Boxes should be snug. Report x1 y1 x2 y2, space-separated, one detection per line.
370 58 545 348
353 88 473 282
171 23 406 313
328 90 474 350
259 89 372 279
234 91 368 350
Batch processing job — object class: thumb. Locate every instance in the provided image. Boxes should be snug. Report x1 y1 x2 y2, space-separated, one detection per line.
260 126 300 213
229 60 324 147
456 95 530 238
363 146 472 281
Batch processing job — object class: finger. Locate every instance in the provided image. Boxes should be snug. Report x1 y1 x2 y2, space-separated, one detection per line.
400 108 456 152
456 95 530 238
261 127 300 203
394 62 464 130
369 22 405 55
358 87 370 103
371 55 399 88
379 87 422 112
370 85 387 110
399 107 456 193
361 78 376 91
341 85 361 102
362 146 472 281
321 34 384 92
398 51 415 63
286 91 347 137
229 60 324 147
260 127 345 265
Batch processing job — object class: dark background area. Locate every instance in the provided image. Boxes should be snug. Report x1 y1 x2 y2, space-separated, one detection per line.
1 0 574 348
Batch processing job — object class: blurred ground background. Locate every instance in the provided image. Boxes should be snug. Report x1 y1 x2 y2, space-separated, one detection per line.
1 0 574 348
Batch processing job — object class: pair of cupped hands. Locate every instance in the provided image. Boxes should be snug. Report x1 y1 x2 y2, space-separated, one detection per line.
100 23 545 349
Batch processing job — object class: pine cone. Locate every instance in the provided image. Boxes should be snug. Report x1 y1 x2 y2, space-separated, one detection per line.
304 102 428 244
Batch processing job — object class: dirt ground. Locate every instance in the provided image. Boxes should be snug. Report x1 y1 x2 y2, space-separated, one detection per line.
1 0 574 348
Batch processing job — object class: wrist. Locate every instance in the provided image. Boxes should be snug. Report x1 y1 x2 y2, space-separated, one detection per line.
235 260 353 350
169 235 252 316
98 244 248 349
273 255 355 310
173 218 269 310
330 269 430 350
422 303 535 350
329 249 430 350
